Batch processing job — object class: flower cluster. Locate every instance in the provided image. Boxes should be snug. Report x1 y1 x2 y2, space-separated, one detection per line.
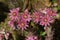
32 8 56 27
39 8 56 27
8 8 31 30
8 7 57 30
0 29 10 40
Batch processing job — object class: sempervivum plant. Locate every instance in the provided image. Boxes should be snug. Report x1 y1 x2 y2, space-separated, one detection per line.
39 8 56 27
7 7 57 40
0 0 59 40
8 7 57 31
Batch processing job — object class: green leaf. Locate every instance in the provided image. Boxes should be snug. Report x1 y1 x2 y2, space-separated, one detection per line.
57 6 60 11
24 31 29 36
40 32 46 36
52 0 57 3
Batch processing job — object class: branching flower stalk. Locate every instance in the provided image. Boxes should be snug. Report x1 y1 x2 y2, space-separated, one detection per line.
45 26 54 40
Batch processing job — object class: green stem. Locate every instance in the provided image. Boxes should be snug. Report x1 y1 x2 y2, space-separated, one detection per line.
45 26 53 40
12 30 17 40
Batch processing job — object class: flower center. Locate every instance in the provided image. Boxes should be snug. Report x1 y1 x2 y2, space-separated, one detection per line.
21 22 25 27
36 16 39 18
24 15 28 19
34 14 39 19
13 12 17 16
44 18 48 22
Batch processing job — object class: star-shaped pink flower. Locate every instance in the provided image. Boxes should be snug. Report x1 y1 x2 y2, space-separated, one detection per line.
9 7 20 21
32 11 40 23
21 9 31 22
17 20 28 30
40 15 54 27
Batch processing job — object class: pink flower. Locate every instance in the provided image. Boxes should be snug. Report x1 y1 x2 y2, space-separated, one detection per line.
0 29 5 40
21 9 31 22
32 11 40 23
9 7 20 21
0 29 10 40
40 15 54 27
8 20 15 29
17 20 28 30
40 8 56 17
25 34 38 40
46 8 56 17
39 8 47 14
0 34 4 40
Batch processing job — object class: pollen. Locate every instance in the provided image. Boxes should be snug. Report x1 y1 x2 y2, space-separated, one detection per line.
13 12 17 16
21 23 25 27
44 18 48 22
24 15 28 19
